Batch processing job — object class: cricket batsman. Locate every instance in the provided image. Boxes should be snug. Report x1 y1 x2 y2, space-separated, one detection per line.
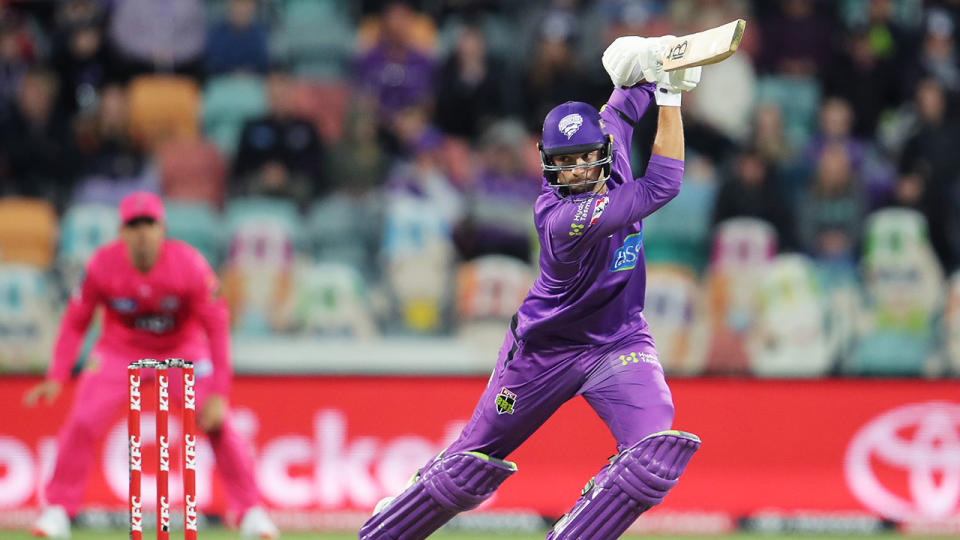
360 35 703 540
24 192 279 539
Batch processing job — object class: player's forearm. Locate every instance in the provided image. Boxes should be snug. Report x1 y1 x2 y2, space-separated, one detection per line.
48 301 94 382
605 83 655 124
651 106 684 161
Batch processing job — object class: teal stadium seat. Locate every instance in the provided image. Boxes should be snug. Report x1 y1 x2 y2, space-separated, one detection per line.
0 264 56 371
306 193 380 277
272 0 354 79
846 208 945 375
756 75 821 150
164 201 222 267
58 203 118 291
202 75 267 156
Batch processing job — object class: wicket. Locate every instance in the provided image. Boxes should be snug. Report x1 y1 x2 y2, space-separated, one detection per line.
128 359 198 540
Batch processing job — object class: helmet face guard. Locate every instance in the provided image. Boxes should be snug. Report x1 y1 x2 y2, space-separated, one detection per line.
539 135 614 197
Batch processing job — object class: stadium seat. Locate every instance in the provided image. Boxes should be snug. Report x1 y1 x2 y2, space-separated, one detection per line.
0 198 58 269
156 139 227 207
222 197 302 335
306 193 380 275
355 7 436 54
128 76 200 151
455 255 534 322
0 264 56 371
756 75 821 149
58 203 118 291
945 271 960 375
202 75 267 156
748 254 833 377
281 261 377 337
845 208 944 375
288 80 349 142
272 0 354 79
638 264 707 375
702 217 778 374
164 201 222 267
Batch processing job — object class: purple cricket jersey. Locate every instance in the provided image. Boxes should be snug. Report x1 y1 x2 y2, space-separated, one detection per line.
516 84 685 346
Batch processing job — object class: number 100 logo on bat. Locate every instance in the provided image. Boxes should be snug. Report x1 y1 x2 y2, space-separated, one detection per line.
667 41 688 60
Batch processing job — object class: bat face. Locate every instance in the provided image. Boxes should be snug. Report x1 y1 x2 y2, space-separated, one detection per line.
662 19 746 72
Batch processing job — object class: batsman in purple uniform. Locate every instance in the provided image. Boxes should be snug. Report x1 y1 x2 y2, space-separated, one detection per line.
361 35 704 540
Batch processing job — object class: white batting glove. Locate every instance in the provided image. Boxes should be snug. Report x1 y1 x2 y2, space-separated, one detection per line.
602 36 649 88
654 65 702 106
639 35 675 85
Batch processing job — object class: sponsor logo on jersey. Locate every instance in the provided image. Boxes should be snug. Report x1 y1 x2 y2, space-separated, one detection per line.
495 387 517 415
558 113 583 139
590 195 609 226
569 223 585 237
110 297 137 312
609 232 643 272
572 197 593 223
134 315 174 333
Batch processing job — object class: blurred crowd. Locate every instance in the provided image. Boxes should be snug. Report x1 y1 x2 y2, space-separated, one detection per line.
1 0 960 378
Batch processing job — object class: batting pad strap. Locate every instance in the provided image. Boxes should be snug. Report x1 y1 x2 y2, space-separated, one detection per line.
422 451 517 512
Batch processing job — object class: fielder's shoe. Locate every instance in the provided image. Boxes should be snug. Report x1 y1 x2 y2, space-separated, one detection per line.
30 505 70 538
239 506 279 539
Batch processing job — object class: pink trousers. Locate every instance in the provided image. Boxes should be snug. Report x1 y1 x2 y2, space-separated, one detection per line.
44 341 260 519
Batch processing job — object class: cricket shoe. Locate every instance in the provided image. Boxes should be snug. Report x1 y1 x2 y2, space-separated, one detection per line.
30 505 70 538
239 506 279 539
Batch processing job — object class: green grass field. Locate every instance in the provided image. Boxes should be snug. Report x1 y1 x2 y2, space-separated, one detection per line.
0 533 951 540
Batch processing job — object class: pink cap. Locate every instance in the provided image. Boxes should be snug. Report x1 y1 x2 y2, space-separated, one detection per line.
118 191 165 224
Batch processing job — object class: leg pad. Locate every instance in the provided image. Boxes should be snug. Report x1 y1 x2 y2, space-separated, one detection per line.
547 430 700 540
359 451 516 540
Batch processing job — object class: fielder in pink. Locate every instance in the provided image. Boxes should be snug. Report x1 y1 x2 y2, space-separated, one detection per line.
32 192 261 523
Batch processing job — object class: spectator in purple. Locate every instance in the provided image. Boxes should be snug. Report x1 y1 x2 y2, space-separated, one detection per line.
434 23 507 141
353 2 436 128
454 119 540 262
108 0 205 79
205 0 269 76
802 97 895 207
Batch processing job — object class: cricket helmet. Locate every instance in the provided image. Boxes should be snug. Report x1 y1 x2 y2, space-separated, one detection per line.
539 101 613 195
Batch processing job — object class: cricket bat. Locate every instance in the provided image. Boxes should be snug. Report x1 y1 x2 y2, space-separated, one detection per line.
662 19 746 72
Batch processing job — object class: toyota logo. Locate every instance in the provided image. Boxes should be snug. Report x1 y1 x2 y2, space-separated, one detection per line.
845 401 960 521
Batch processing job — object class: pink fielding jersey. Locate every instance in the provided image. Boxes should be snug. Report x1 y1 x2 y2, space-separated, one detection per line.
48 239 232 393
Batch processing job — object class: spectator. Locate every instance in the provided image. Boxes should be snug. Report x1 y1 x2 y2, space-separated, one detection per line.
326 97 388 194
797 142 865 264
822 27 902 138
52 12 109 116
917 8 960 94
454 119 540 262
434 23 508 140
522 23 588 132
802 97 895 207
0 68 72 205
712 147 797 249
757 0 834 77
234 70 324 202
108 0 205 79
354 2 436 127
898 77 960 271
70 83 156 206
0 11 33 122
205 0 269 76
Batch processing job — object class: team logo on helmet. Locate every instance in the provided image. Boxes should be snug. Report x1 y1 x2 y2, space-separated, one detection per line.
558 113 584 139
